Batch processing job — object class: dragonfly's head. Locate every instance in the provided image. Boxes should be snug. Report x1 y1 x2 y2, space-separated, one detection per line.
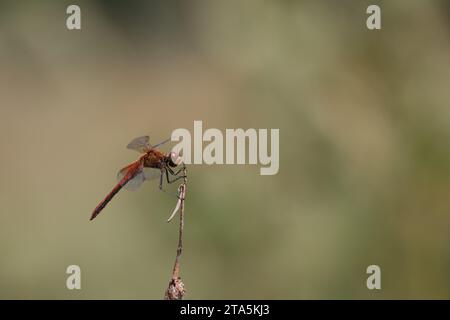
168 151 183 167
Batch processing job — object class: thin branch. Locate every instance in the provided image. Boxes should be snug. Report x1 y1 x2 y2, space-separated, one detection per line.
164 166 187 300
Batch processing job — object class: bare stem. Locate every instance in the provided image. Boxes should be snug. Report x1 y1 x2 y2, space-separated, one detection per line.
164 166 187 300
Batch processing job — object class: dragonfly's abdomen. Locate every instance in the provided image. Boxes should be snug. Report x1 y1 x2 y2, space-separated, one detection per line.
90 172 136 220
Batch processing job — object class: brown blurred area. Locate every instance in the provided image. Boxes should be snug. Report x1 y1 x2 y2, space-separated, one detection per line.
0 0 450 299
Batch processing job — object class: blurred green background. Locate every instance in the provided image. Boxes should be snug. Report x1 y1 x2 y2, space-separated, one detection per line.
1 0 450 299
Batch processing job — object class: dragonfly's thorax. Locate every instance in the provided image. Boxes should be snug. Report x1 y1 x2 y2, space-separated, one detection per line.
142 149 166 169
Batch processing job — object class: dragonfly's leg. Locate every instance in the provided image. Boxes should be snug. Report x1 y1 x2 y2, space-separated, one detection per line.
159 169 181 198
166 168 186 184
169 163 186 176
159 170 164 190
166 166 175 176
167 174 186 184
166 164 187 182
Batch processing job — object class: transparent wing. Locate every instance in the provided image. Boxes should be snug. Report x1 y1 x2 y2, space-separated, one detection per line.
124 171 146 191
117 166 161 191
143 167 162 181
117 166 145 191
151 137 171 149
126 136 152 153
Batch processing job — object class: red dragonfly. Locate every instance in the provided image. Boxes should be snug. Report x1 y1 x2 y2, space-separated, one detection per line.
90 136 185 221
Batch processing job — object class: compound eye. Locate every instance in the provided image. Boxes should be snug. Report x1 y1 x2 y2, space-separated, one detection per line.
170 152 182 165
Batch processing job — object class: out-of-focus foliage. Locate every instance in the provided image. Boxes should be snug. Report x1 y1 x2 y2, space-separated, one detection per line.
0 0 449 299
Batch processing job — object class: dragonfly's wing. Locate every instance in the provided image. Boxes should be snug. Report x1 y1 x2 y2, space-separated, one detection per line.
124 171 146 191
117 165 145 191
126 136 152 153
143 167 162 181
151 137 171 150
117 165 161 191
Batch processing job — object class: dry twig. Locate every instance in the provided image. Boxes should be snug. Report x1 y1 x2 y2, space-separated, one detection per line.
164 166 187 300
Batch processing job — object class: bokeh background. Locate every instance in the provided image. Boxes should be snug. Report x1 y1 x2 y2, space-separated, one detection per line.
1 0 450 299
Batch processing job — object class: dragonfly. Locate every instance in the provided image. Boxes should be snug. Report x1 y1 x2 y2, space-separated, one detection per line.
90 136 186 221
